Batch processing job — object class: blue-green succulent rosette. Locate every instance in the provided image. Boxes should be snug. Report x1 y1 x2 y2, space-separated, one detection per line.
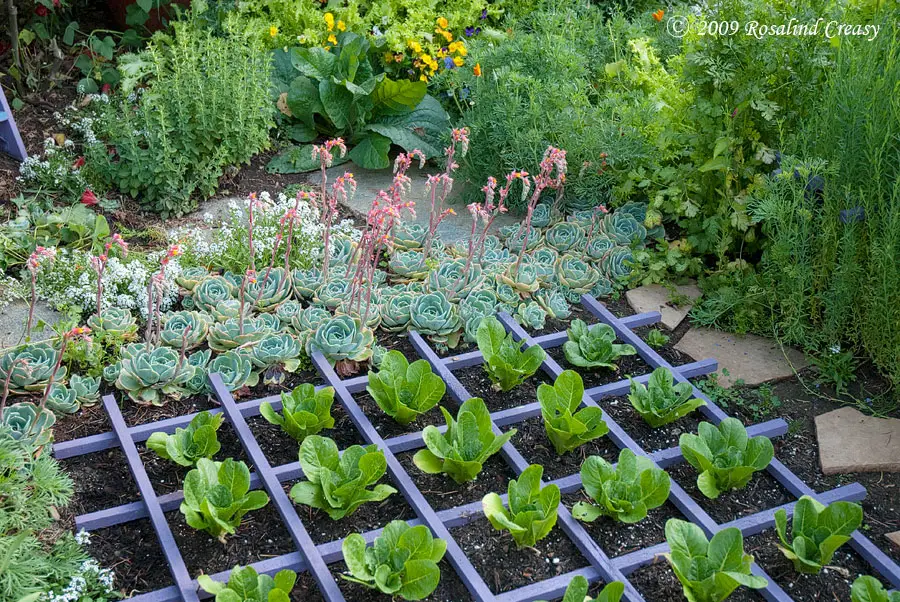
616 201 665 240
556 254 600 303
291 267 324 301
505 225 542 252
389 249 428 280
599 246 634 282
496 262 540 294
585 235 617 262
409 291 463 349
391 221 427 251
314 277 352 310
380 292 415 332
427 258 484 300
528 247 559 284
245 266 292 311
530 203 553 228
598 212 648 247
544 221 586 254
534 288 570 319
306 315 375 372
0 342 66 394
193 275 236 313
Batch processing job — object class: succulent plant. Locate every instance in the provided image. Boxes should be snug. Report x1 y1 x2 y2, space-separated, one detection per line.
307 315 375 368
0 342 66 394
483 234 502 251
598 246 634 281
291 306 332 341
598 213 647 246
70 373 101 406
250 333 302 384
275 300 303 328
87 307 138 339
291 268 324 301
102 362 121 383
567 210 597 228
182 349 212 394
175 266 210 291
336 298 382 330
115 344 193 405
409 291 462 349
257 313 282 332
506 225 542 252
530 203 553 228
246 267 292 311
460 289 498 344
391 221 427 251
497 263 540 294
330 236 355 264
556 254 600 302
371 343 388 368
585 235 617 262
481 247 514 271
528 247 559 282
206 299 250 323
545 222 586 254
314 278 352 310
159 310 212 350
208 350 259 391
208 317 272 352
591 275 615 298
389 250 428 280
427 259 484 299
380 292 414 332
1 402 56 449
193 276 236 313
534 288 571 320
616 201 665 239
494 282 521 311
44 383 78 415
516 301 548 330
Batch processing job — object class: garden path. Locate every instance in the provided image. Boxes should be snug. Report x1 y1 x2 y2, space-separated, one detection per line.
0 299 62 349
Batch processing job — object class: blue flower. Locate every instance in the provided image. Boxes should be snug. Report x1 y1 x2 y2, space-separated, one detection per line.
480 8 488 19
465 26 475 37
459 87 470 99
444 56 455 69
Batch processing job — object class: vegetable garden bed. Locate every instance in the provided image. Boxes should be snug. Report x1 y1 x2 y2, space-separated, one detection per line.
51 296 899 602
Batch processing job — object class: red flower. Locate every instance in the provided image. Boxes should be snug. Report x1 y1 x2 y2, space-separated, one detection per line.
35 5 49 16
101 83 111 94
72 156 86 169
81 189 99 206
53 0 61 7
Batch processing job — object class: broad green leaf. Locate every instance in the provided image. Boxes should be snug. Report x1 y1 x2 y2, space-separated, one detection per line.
286 76 323 127
319 80 353 130
398 559 441 600
348 133 391 170
343 533 372 580
366 95 449 158
291 47 336 80
372 78 427 113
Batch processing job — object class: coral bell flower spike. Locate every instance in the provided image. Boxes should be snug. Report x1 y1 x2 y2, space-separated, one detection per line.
652 9 665 21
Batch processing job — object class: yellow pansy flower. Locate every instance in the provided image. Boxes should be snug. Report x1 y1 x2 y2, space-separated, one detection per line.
437 17 449 29
328 34 338 45
324 12 335 31
337 20 346 32
453 56 464 67
441 30 453 42
420 74 428 82
408 40 422 53
455 44 467 57
269 26 278 37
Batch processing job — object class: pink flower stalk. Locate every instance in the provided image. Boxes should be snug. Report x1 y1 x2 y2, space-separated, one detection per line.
239 269 256 335
422 129 469 257
145 245 181 344
311 138 351 282
24 247 56 340
514 146 567 276
29 326 91 436
91 234 129 322
584 204 610 247
0 357 28 422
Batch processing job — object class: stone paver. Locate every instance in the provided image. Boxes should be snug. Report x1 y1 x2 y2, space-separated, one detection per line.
674 327 807 387
887 532 900 548
0 300 62 349
815 407 900 475
625 282 701 330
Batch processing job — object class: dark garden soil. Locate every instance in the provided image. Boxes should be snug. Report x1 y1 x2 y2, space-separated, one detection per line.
501 415 620 481
285 476 415 545
140 422 253 496
53 402 111 442
599 395 704 453
454 364 554 412
119 394 219 427
546 344 651 390
395 449 517 512
61 448 140 514
375 331 422 363
632 319 694 367
563 493 686 558
211 148 312 200
527 303 606 337
331 559 475 602
353 390 447 440
167 504 296 576
667 461 794 524
452 517 589 595
746 529 893 602
627 557 764 601
88 518 174 596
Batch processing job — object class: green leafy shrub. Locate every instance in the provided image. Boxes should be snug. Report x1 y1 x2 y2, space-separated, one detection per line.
259 383 335 442
289 435 397 519
572 449 670 524
413 397 514 483
180 458 269 542
664 519 767 602
85 15 273 216
774 496 862 574
477 315 546 391
366 350 446 425
563 320 635 370
341 520 447 600
646 329 670 349
538 370 608 454
482 464 560 548
147 411 224 467
679 418 774 499
198 565 297 602
628 367 706 427
537 575 624 602
851 576 900 602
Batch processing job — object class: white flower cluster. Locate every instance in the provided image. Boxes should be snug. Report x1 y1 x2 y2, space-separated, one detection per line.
17 138 86 190
41 557 116 602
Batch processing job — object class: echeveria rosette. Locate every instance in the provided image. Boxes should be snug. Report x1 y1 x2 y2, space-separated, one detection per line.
598 212 647 246
409 291 462 349
628 367 707 427
496 262 539 294
572 448 670 524
483 234 502 251
209 349 259 391
314 278 352 310
159 310 212 350
175 266 209 292
245 267 292 311
563 320 637 370
495 282 521 310
193 276 236 313
0 342 66 394
481 247 514 272
599 246 634 282
260 383 335 442
183 349 212 395
1 402 56 449
567 210 597 228
556 254 600 303
371 344 388 368
330 236 355 265
544 222 586 254
528 247 559 283
336 297 382 330
459 288 498 344
207 299 251 323
45 383 79 415
115 344 193 405
275 300 303 330
617 200 665 240
87 307 138 339
391 221 427 251
307 315 375 370
291 268 324 301
389 250 428 280
291 306 332 341
506 225 542 252
257 313 282 332
585 235 617 262
530 203 553 228
250 333 302 385
102 362 121 384
534 288 570 320
70 373 101 406
208 317 272 352
516 301 547 330
590 274 615 298
427 259 484 299
380 292 414 333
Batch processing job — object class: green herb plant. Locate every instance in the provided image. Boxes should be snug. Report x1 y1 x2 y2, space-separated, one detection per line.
563 320 635 370
198 565 297 602
259 383 335 442
536 575 625 602
774 495 863 574
627 367 706 427
538 370 608 454
572 449 670 524
477 316 546 392
851 575 900 602
482 464 560 548
147 410 223 467
366 350 446 425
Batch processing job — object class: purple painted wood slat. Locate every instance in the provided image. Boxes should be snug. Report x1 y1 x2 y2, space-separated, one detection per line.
207 372 347 602
310 350 498 602
101 395 200 602
0 88 27 161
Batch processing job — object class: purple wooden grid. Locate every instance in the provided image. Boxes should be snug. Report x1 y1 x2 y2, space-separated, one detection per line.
62 306 898 602
0 87 27 161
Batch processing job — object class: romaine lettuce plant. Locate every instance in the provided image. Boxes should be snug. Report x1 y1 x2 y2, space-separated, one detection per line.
538 370 609 455
341 520 447 600
628 367 706 427
482 464 560 548
774 495 862 574
198 566 297 602
366 350 446 425
664 519 768 602
572 448 670 524
851 575 900 602
413 397 515 484
147 410 224 467
180 458 269 542
259 383 335 442
563 320 636 370
537 575 624 602
679 418 774 499
477 315 546 392
289 435 397 519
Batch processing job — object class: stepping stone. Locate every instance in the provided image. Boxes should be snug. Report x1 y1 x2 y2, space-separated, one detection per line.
887 532 900 548
674 327 807 387
815 407 900 475
625 282 701 329
0 300 62 349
